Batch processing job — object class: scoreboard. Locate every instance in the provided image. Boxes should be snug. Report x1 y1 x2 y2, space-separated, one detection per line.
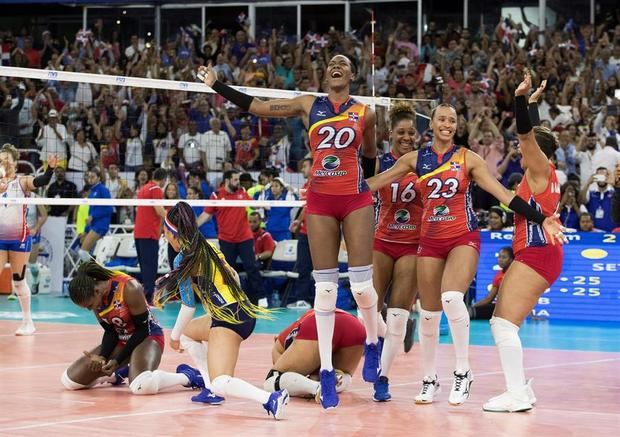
476 232 620 322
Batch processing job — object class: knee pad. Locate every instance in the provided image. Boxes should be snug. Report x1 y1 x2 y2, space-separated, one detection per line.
12 265 26 282
13 279 30 297
386 308 409 340
61 369 89 391
336 371 352 393
441 291 468 322
350 279 377 309
490 317 520 348
263 369 280 392
129 371 158 395
314 281 338 313
419 309 442 336
211 374 232 398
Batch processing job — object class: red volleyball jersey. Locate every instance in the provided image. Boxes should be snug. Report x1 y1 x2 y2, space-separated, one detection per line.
96 274 163 342
416 145 478 239
375 152 422 244
307 96 369 195
513 165 561 253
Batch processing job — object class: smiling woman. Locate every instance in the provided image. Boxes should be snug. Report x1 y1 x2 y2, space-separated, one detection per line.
197 54 381 410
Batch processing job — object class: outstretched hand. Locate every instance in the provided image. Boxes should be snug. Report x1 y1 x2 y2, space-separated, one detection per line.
542 214 568 245
515 70 532 97
197 63 217 87
529 79 547 104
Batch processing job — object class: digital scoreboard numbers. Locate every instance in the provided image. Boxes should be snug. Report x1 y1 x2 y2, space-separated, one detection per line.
477 232 620 322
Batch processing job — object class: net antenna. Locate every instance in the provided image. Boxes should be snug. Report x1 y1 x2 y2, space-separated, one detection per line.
367 8 376 98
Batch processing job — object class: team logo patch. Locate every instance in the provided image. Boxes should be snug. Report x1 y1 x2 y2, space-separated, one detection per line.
433 205 450 216
394 209 410 223
322 155 340 170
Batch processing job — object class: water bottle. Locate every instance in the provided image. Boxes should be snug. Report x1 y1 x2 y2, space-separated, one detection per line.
38 265 52 295
26 263 40 295
271 292 281 308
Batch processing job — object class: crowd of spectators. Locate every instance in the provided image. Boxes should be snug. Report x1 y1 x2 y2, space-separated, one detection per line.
0 10 619 236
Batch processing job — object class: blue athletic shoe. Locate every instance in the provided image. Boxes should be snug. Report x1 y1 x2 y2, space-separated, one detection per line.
191 388 225 405
318 369 339 409
363 342 381 383
112 366 129 386
373 376 392 402
263 389 289 420
176 364 205 389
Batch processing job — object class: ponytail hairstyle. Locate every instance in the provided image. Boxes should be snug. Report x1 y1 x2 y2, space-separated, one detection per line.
389 101 417 130
69 260 126 306
154 201 272 323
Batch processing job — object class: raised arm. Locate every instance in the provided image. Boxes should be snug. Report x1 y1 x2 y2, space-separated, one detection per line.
366 151 416 192
197 64 313 118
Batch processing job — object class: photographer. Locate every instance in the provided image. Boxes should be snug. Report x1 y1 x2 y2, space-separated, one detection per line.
580 167 616 232
36 108 67 169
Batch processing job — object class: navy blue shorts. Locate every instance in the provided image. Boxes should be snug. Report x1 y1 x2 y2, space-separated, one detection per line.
85 224 109 236
210 302 256 340
0 235 32 252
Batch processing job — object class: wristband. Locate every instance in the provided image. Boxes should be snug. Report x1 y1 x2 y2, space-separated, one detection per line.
33 166 54 188
211 80 254 112
515 95 532 135
508 195 545 225
361 156 376 179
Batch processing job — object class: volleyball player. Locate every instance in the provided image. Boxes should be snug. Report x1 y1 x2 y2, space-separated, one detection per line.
371 102 423 402
198 55 381 410
62 260 205 395
264 309 365 400
483 72 564 412
366 104 565 405
155 202 289 420
0 144 56 335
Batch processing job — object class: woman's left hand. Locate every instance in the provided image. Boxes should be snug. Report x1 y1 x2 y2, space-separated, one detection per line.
515 70 532 97
542 214 568 245
101 359 119 375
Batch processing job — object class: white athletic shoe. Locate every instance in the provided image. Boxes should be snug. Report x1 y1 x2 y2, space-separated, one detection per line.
525 378 536 405
448 369 473 405
15 321 36 336
483 390 532 412
414 375 441 404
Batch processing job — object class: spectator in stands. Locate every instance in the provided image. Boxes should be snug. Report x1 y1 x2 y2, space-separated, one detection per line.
559 182 581 230
234 122 259 170
97 125 121 169
134 168 149 193
36 109 67 169
555 130 578 177
259 177 298 241
203 113 233 172
484 206 509 232
469 246 514 320
249 211 276 269
187 169 212 200
592 136 620 176
187 185 217 239
197 169 265 306
46 166 77 221
164 181 180 269
468 112 505 180
11 82 35 149
152 120 175 169
580 167 616 232
134 167 167 304
576 132 602 188
579 212 604 232
78 168 113 261
67 128 98 172
124 116 148 171
0 82 23 145
497 142 523 187
178 120 205 169
264 123 291 170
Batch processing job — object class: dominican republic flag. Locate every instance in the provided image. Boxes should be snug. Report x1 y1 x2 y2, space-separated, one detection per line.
450 161 461 172
348 112 359 122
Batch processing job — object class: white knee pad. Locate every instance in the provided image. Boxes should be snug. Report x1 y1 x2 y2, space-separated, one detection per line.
211 374 232 398
13 279 30 297
441 291 468 322
419 309 442 336
490 317 520 347
350 279 377 309
386 308 409 341
129 371 159 395
61 369 89 390
314 282 338 313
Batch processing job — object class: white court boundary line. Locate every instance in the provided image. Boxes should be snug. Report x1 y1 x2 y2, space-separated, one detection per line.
1 356 619 431
0 197 305 207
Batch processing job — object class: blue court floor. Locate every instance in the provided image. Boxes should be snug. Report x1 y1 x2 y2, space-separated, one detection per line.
1 295 619 353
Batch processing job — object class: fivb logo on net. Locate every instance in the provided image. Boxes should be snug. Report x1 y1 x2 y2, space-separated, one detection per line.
115 76 126 84
47 71 58 79
179 82 189 90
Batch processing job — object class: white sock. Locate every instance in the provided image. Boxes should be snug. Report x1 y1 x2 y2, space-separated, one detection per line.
419 309 442 378
491 317 526 393
350 279 379 344
314 279 338 371
442 291 471 371
212 374 270 404
377 311 387 338
14 280 32 324
180 335 211 384
152 370 190 391
380 308 409 377
265 372 319 397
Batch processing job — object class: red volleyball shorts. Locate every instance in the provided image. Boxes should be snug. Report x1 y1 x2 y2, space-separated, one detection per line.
417 230 481 259
305 190 373 222
373 238 419 260
514 244 564 285
296 312 366 349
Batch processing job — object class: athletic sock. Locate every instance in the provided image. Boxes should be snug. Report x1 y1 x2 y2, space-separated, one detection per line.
377 311 387 338
419 309 442 378
152 370 190 391
315 312 335 371
442 291 471 371
212 375 270 404
14 281 32 324
491 317 526 393
380 308 409 377
180 335 211 384
278 372 320 397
